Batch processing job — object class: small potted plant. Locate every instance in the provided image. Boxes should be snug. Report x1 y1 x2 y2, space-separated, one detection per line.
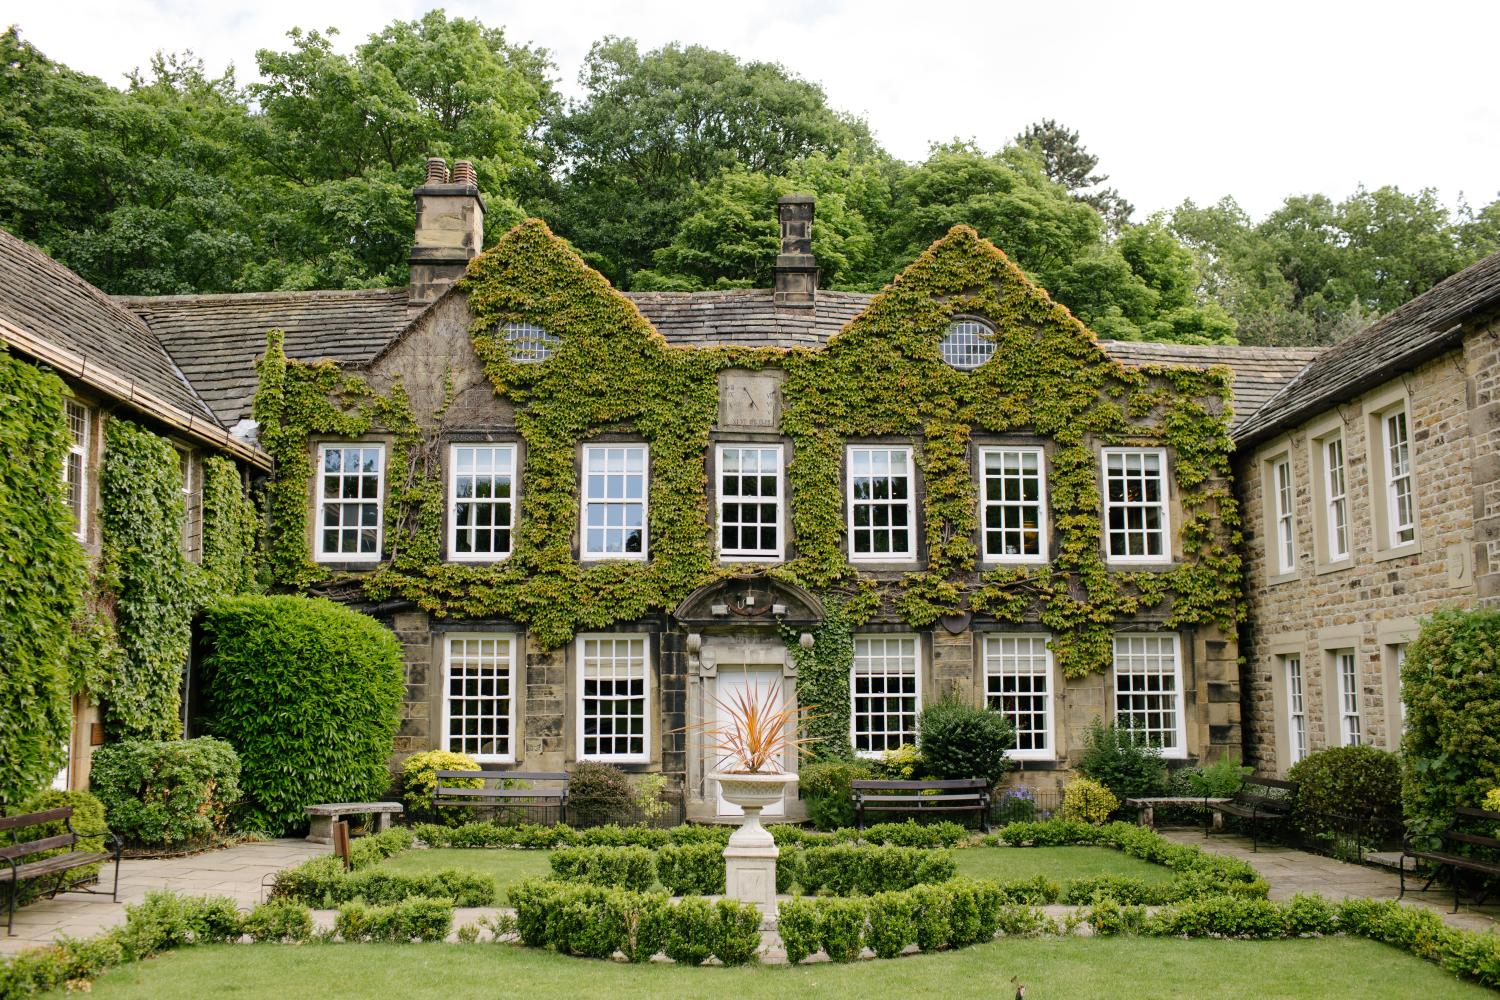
700 685 816 847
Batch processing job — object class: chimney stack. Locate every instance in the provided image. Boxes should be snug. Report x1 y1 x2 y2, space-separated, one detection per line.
409 157 485 307
773 195 818 308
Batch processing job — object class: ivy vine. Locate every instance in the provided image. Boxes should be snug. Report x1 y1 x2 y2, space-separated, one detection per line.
252 220 1241 686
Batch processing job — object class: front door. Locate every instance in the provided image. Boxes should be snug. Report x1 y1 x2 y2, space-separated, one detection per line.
713 665 789 818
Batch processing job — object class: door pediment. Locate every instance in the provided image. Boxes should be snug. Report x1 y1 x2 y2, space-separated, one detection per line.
673 573 824 628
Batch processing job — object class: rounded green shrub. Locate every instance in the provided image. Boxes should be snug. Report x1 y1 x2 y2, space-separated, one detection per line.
798 759 873 830
200 595 404 836
567 761 634 827
400 749 480 825
1288 745 1401 837
89 737 240 848
916 699 1014 786
1402 608 1500 843
1060 777 1119 824
1077 718 1166 800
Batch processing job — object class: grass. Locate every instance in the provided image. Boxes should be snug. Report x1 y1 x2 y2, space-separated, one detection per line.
61 937 1494 999
377 845 1172 899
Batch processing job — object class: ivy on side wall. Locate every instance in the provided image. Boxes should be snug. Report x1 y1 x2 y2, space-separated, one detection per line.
252 219 1241 689
0 347 86 807
97 418 195 739
201 454 261 596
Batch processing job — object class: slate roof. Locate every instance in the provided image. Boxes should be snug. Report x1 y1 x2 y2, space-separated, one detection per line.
120 288 413 426
1233 249 1500 446
624 288 872 347
0 228 215 422
1097 341 1323 431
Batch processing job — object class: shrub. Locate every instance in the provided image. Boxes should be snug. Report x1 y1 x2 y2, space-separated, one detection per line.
1060 777 1119 824
1147 895 1286 939
625 893 670 963
866 890 918 958
632 772 673 821
242 899 313 943
657 843 725 895
1063 874 1157 905
861 820 968 847
1403 608 1500 844
873 743 924 780
347 826 415 869
1282 892 1338 936
664 896 716 966
549 846 655 891
799 759 872 829
798 845 955 895
1289 745 1402 839
567 761 634 827
89 737 240 848
910 883 950 952
200 596 404 836
401 750 481 825
711 898 762 966
1077 718 1166 800
992 786 1039 824
335 897 453 943
271 854 495 908
777 897 822 964
1177 753 1252 797
916 699 1014 786
1086 898 1148 936
1 789 109 909
818 897 866 962
994 874 1060 905
776 847 802 893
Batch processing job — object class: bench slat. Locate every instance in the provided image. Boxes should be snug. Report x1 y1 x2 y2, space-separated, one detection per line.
1453 808 1500 822
433 789 564 800
855 794 984 804
1446 830 1500 850
0 852 109 882
1409 850 1500 875
859 803 986 812
851 779 987 790
0 808 72 833
433 771 570 781
0 834 77 861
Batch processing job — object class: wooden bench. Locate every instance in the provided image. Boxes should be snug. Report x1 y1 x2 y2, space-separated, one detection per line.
1 806 122 936
304 802 404 845
1401 807 1500 912
432 770 570 823
1209 776 1297 851
851 778 991 833
1124 796 1232 829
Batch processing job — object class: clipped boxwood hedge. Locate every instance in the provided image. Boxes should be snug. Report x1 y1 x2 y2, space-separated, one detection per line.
89 737 240 848
200 595 403 836
1287 744 1402 839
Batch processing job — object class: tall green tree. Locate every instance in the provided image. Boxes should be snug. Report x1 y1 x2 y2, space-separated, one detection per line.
1014 119 1134 231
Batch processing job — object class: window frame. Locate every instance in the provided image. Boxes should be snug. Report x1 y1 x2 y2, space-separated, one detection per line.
1100 447 1172 565
177 447 202 563
1322 435 1350 562
1111 633 1187 760
575 632 652 764
314 442 386 564
978 446 1049 565
983 633 1055 761
1334 647 1362 747
579 443 650 562
1271 455 1296 577
447 443 518 563
939 317 997 370
714 443 785 562
440 632 518 764
849 634 922 758
62 399 89 542
845 445 918 563
1283 653 1307 766
1380 406 1416 550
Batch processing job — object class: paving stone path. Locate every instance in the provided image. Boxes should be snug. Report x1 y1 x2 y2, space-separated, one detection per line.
1162 829 1498 933
0 838 325 954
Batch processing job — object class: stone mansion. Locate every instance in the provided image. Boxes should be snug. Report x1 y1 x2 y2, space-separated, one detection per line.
4 158 1497 818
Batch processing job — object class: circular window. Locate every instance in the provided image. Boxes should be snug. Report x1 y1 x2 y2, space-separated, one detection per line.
501 322 561 363
939 319 995 370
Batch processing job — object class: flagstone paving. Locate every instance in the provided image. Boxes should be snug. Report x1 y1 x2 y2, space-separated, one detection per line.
0 838 326 954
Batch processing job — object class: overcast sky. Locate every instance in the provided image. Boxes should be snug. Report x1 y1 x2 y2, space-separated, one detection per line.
10 0 1498 219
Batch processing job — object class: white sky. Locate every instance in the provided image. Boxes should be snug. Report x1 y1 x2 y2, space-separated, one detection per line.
9 0 1498 219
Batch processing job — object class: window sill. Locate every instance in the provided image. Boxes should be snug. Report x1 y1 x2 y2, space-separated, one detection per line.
1104 559 1176 570
1265 568 1300 586
719 554 784 564
313 557 383 569
579 554 649 565
1374 541 1421 563
979 557 1049 569
447 554 514 565
1313 557 1354 576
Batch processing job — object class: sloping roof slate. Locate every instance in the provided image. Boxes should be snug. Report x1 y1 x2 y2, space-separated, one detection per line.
0 228 215 421
624 288 872 347
120 288 413 426
1233 250 1500 445
1097 341 1323 431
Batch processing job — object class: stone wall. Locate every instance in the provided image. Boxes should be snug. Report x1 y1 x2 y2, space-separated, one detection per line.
1236 314 1500 773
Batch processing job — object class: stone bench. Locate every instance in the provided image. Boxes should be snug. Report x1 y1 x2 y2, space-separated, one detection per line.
1123 796 1231 829
304 802 403 845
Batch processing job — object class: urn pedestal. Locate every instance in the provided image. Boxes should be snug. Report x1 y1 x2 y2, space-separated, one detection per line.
711 771 798 918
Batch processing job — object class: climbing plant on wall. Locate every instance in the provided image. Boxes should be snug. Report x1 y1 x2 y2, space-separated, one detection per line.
0 348 86 806
253 219 1241 694
201 454 261 595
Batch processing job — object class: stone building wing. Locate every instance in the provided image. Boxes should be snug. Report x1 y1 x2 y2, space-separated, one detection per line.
1234 250 1500 447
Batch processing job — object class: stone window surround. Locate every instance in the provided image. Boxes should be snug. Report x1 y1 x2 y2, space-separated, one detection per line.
1100 446 1174 567
310 438 388 565
1111 631 1188 759
439 630 519 764
1363 383 1421 562
1377 617 1418 752
578 441 651 563
843 439 922 568
1259 438 1298 585
571 630 657 765
981 632 1057 761
712 440 786 563
175 446 203 564
1263 631 1309 775
63 397 91 544
445 441 521 564
976 444 1049 566
849 630 924 758
1304 413 1353 574
1316 625 1364 749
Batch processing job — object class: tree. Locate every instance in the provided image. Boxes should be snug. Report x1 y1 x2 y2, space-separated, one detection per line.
1014 119 1134 230
543 37 874 285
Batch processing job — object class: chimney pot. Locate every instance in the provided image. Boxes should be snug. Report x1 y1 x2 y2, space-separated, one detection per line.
425 157 450 184
452 160 477 187
773 194 818 309
409 157 485 308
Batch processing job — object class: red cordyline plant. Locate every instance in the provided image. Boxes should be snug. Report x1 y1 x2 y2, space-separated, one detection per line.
685 684 820 774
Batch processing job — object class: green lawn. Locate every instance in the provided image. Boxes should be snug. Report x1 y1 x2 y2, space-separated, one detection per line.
61 937 1494 999
379 845 1171 897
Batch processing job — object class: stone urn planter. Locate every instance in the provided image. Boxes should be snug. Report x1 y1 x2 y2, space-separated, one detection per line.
712 770 798 916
